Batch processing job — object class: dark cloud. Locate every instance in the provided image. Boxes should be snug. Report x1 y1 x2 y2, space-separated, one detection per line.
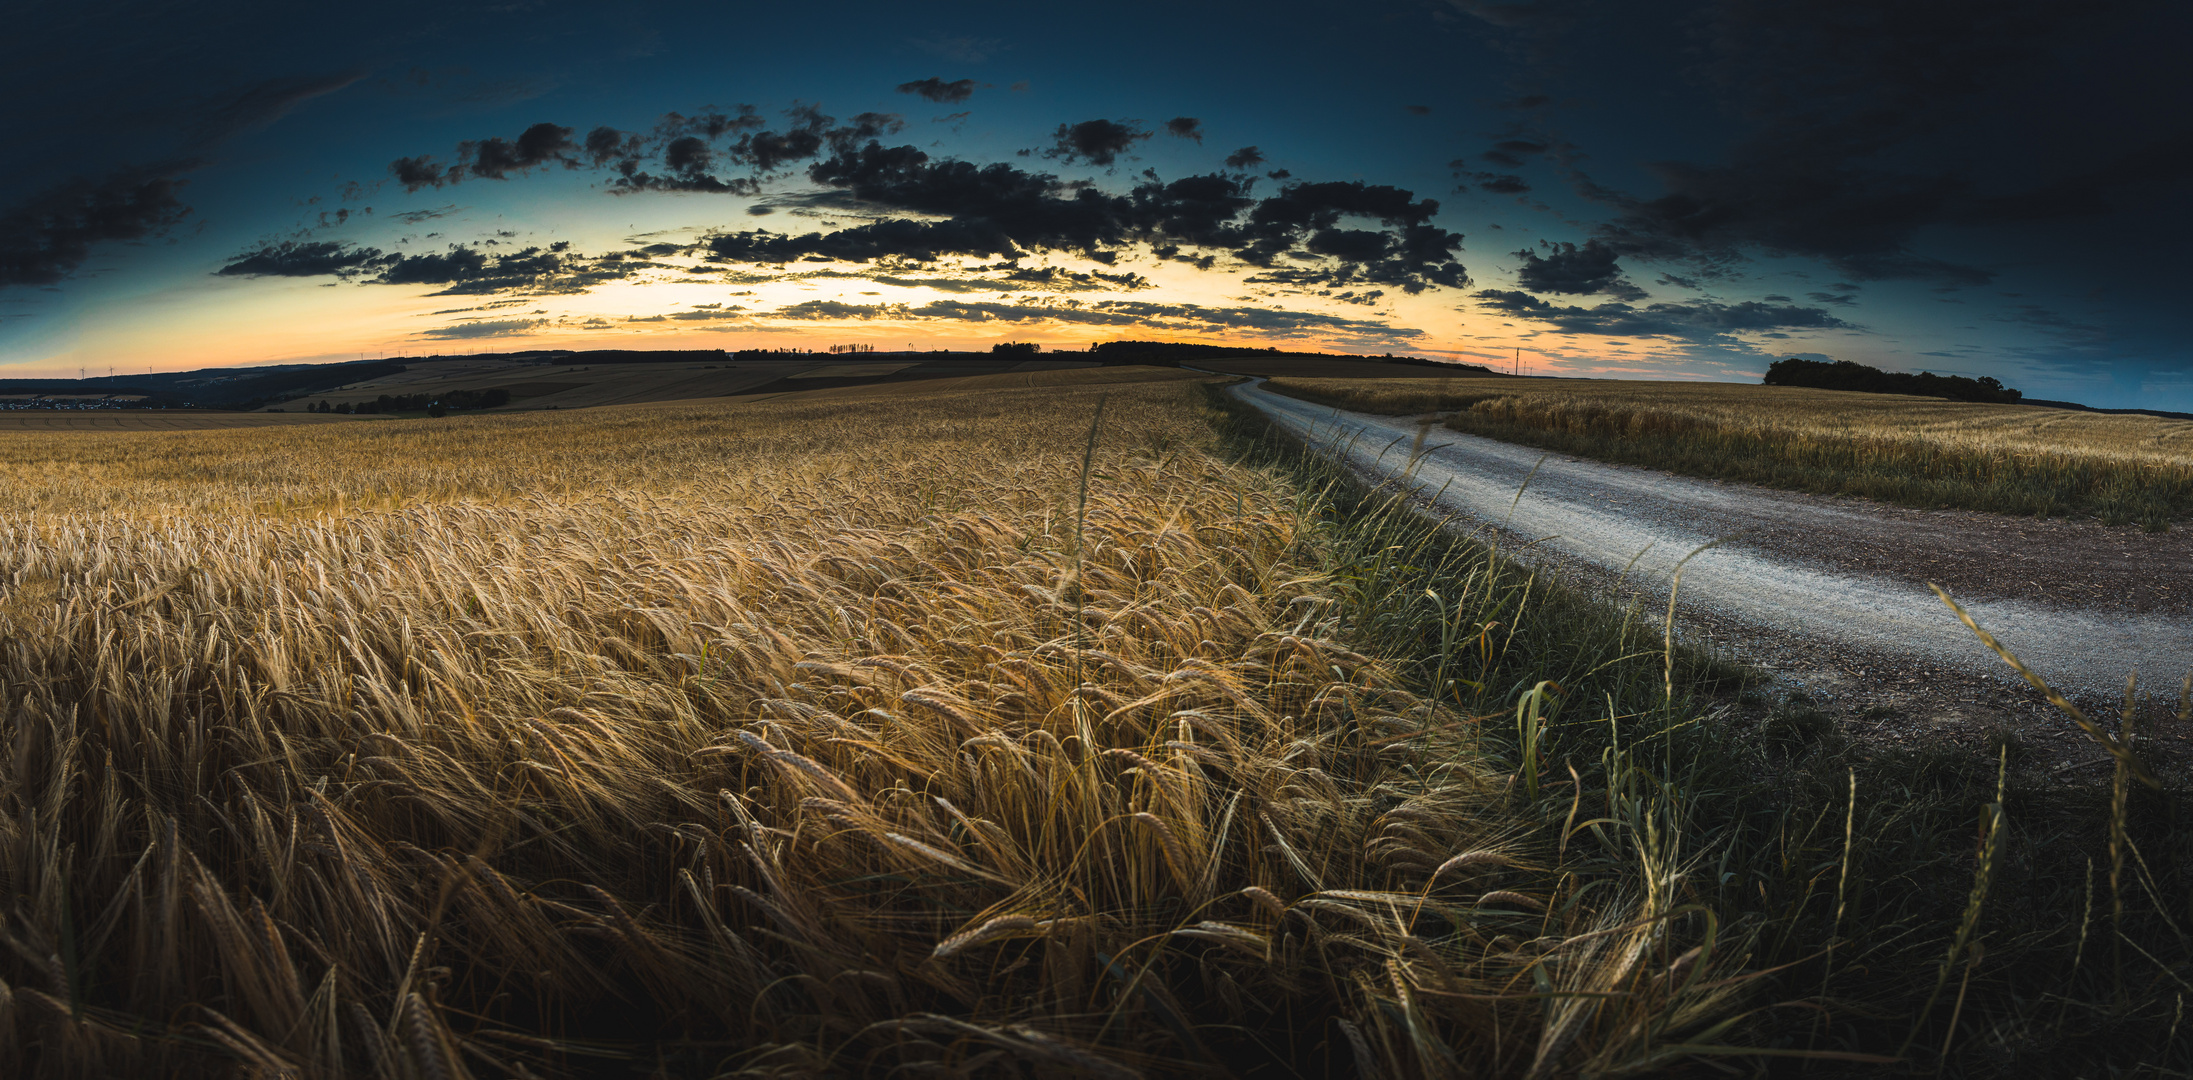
663 304 747 321
1807 292 1858 306
702 217 1031 264
1046 119 1151 167
215 238 654 296
1965 131 2193 225
1165 117 1203 142
654 107 763 140
1512 239 1642 298
1474 289 1852 339
896 77 976 104
1227 179 1467 291
2000 302 2105 338
1583 156 1992 285
464 122 578 180
866 274 1012 293
584 126 645 168
731 124 822 174
1447 0 1569 30
769 299 891 321
693 141 1468 292
188 70 367 145
1405 105 1432 116
1000 266 1151 291
1480 139 1548 168
388 205 457 224
216 240 383 278
1511 1 2180 286
379 243 654 295
1 67 372 289
392 107 905 199
1468 173 1530 194
763 296 1418 340
822 112 908 153
390 156 453 191
390 123 582 191
1224 146 1266 170
1094 300 1421 337
0 172 192 287
663 137 716 177
419 318 544 339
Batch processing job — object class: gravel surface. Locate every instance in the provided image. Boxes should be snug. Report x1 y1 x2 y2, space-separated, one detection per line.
1233 379 2193 771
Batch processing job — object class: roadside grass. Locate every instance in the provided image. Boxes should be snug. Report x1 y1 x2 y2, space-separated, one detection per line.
1265 376 2193 530
1 367 2183 1077
1217 383 2193 1075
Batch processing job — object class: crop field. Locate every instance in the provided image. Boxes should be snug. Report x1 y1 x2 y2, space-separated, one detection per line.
0 411 365 432
781 361 918 379
1269 376 2193 528
0 367 2186 1077
282 357 823 413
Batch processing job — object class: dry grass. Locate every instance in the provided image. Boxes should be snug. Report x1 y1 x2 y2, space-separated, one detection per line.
1269 377 2193 528
0 370 1755 1077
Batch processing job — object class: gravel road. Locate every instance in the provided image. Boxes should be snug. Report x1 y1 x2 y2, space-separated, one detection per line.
1231 379 2193 703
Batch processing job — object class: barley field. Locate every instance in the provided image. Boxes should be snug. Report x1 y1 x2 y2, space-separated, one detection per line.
1267 377 2193 528
3 367 2184 1078
0 369 1772 1078
0 412 365 433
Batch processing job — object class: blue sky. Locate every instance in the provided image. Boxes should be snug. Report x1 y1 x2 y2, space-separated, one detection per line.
5 0 2188 408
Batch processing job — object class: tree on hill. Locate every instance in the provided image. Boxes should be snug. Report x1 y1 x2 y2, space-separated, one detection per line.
1763 357 2023 404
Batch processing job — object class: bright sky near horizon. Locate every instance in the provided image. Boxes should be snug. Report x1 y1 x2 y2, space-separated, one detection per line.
5 1 2189 408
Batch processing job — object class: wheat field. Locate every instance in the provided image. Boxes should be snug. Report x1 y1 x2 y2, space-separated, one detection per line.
1267 377 2193 527
0 413 366 433
0 369 1754 1078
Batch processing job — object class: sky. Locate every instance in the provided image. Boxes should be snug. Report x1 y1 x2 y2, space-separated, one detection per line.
5 0 2189 408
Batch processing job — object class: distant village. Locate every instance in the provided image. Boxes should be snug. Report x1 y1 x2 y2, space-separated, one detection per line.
0 395 180 411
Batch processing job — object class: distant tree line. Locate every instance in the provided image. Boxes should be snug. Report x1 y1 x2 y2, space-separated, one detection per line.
1091 340 1253 360
991 342 1041 356
516 350 727 365
1762 357 2024 404
1084 340 1485 372
313 387 511 414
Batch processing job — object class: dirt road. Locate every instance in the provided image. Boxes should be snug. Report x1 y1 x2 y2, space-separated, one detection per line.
1232 379 2193 706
